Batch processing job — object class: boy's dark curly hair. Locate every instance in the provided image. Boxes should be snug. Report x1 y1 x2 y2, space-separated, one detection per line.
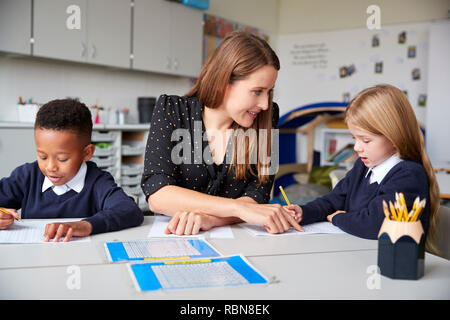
35 99 92 145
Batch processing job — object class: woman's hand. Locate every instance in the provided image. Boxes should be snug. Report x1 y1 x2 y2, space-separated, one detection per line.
42 221 93 242
165 211 218 236
236 202 304 234
327 210 346 222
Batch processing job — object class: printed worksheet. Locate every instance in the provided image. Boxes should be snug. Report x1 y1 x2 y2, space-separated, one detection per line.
239 221 345 236
148 215 234 239
105 238 221 262
0 220 91 243
128 255 268 291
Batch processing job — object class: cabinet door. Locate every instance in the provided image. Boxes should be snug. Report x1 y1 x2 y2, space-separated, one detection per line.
87 0 131 68
170 3 203 77
33 0 88 62
0 0 31 55
133 0 171 74
0 128 36 179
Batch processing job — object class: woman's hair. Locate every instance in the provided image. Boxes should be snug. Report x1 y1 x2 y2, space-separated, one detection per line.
345 84 440 254
186 31 280 183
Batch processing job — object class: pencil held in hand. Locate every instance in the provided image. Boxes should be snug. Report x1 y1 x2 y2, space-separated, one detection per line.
279 186 291 206
0 207 23 222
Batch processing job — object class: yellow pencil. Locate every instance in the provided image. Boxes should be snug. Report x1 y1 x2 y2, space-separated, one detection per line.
411 199 426 222
382 200 390 220
399 193 409 220
389 201 398 221
279 186 291 206
0 207 23 222
412 196 420 211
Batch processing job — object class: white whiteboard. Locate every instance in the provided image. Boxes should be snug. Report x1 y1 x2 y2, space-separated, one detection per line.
425 20 450 167
275 22 430 125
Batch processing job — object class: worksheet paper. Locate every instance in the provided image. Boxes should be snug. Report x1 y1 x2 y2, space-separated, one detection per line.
105 238 221 262
148 216 234 239
0 220 91 243
239 221 345 236
127 255 268 291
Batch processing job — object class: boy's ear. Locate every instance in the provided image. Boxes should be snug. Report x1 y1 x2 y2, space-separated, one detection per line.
83 144 96 162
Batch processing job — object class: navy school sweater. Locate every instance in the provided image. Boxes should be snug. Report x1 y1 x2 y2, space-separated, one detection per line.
0 161 144 234
301 158 430 239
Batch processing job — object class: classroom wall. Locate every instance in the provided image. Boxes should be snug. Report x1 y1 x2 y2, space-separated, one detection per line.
278 0 450 34
0 0 280 124
207 0 279 38
0 55 192 123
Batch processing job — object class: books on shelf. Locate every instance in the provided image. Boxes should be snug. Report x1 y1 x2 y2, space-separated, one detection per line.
328 143 356 164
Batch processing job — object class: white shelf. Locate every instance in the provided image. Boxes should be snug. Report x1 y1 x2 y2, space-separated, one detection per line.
320 128 353 167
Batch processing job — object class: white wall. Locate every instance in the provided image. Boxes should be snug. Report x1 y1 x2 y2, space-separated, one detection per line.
0 55 192 123
278 0 450 34
207 0 279 39
0 0 281 124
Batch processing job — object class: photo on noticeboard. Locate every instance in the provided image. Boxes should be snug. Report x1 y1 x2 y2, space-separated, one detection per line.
408 45 416 58
412 68 421 80
375 61 383 74
418 94 427 107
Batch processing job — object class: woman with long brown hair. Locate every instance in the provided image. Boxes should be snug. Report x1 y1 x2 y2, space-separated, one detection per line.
141 31 303 235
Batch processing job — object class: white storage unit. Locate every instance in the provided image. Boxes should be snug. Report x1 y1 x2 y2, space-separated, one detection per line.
1 0 203 77
33 0 131 68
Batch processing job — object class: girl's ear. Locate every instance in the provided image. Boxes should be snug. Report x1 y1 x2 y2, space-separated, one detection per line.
83 144 96 162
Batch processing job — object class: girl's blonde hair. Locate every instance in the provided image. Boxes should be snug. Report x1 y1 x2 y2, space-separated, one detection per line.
186 31 280 183
345 84 440 254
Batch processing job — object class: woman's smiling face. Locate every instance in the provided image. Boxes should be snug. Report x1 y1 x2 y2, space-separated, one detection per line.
221 65 278 128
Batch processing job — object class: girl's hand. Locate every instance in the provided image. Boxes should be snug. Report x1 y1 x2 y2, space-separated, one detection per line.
165 211 217 235
283 204 303 223
237 202 304 234
0 208 18 230
42 221 92 242
327 210 346 223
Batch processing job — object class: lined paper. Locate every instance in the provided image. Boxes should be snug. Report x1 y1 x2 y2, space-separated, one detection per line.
0 220 91 243
240 221 345 236
148 216 234 239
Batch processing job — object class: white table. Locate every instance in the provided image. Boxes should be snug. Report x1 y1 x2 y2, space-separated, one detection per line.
1 251 449 300
0 217 377 269
1 217 449 299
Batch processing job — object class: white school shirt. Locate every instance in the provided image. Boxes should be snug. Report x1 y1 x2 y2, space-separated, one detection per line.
364 154 403 184
42 162 87 196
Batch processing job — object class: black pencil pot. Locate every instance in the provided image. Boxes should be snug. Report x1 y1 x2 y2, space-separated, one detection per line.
138 97 156 124
377 218 425 280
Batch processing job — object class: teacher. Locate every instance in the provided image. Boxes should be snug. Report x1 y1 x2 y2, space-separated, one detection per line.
141 31 302 235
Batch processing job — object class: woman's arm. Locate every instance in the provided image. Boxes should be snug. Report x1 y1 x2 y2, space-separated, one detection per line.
150 185 302 234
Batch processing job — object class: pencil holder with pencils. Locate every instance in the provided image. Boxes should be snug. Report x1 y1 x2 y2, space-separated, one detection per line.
377 193 426 280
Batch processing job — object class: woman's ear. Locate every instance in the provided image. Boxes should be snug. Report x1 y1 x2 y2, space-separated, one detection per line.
83 144 96 162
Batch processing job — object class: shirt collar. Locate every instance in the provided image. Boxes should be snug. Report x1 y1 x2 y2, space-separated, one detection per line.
42 162 87 194
365 154 403 184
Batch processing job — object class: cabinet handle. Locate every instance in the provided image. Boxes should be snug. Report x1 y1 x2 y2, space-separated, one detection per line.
91 45 97 59
173 58 179 70
166 57 171 69
81 42 86 57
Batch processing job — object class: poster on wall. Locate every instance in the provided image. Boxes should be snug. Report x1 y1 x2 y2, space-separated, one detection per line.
202 14 269 64
276 22 430 124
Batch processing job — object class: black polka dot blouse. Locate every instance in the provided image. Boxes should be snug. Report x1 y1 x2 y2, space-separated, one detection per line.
141 94 279 208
